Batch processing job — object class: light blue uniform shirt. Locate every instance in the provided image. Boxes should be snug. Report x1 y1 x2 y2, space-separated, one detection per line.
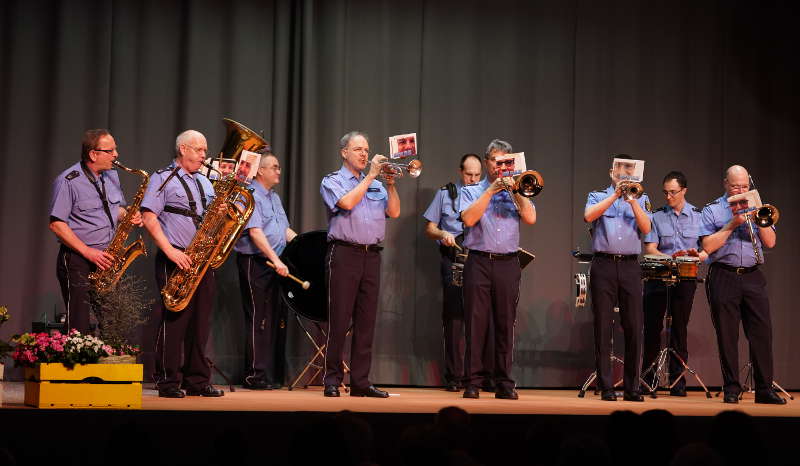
586 185 651 255
141 164 216 249
423 182 463 243
235 182 290 256
461 178 533 254
49 161 125 249
644 202 702 256
699 194 770 268
320 164 388 244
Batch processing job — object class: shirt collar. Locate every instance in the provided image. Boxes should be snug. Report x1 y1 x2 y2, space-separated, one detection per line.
338 164 362 182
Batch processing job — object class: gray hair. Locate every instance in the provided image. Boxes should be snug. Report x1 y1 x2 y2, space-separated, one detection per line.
260 152 277 168
339 131 369 150
485 139 513 158
175 130 204 156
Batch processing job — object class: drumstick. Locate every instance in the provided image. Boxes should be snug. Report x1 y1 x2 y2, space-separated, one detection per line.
266 260 310 290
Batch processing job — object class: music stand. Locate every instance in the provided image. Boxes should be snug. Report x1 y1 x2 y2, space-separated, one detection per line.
287 315 352 392
578 306 626 398
640 275 712 398
713 361 794 401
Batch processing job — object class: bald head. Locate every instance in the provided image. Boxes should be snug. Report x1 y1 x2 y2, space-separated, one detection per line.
724 165 750 196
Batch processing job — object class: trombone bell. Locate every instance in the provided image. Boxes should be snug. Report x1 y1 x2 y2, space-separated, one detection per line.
513 170 544 197
752 204 779 228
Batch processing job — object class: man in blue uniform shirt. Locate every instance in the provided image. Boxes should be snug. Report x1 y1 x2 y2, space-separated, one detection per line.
642 171 706 396
49 129 140 334
141 129 223 399
700 165 785 404
319 131 400 398
584 154 651 402
423 153 483 392
460 139 536 400
234 153 297 390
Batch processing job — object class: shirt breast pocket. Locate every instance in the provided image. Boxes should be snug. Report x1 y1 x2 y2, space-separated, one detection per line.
106 191 122 207
77 197 103 213
365 190 387 219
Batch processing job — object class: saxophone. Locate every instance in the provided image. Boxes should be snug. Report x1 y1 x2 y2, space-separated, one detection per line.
160 118 265 312
88 160 150 293
161 177 255 311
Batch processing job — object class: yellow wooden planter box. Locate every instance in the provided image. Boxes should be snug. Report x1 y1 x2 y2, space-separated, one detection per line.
24 363 143 409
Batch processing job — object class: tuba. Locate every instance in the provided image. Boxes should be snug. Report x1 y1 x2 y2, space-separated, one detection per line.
161 119 265 312
88 161 149 293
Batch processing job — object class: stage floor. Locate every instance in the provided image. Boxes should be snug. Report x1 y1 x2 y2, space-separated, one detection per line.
2 382 798 417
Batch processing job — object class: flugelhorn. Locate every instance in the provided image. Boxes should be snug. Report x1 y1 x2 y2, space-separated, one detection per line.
381 158 423 179
618 180 644 200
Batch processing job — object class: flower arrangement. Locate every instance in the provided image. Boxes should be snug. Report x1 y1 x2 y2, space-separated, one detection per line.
11 329 118 368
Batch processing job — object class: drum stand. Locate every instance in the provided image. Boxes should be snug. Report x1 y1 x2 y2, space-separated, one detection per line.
578 307 625 398
713 361 794 401
287 314 351 392
640 280 712 398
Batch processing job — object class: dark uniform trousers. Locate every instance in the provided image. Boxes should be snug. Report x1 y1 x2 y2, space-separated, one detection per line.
56 244 97 335
463 253 520 392
706 264 773 395
236 252 282 385
324 243 381 389
439 252 466 385
589 255 644 393
153 250 215 391
642 279 697 390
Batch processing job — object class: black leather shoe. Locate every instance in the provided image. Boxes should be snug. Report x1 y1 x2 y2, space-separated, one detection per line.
600 390 617 401
463 385 480 399
495 388 519 400
670 386 687 397
186 385 224 397
324 385 340 397
269 383 283 390
242 379 272 390
158 387 185 398
350 385 389 398
723 392 739 404
755 390 787 405
623 391 645 402
445 382 461 392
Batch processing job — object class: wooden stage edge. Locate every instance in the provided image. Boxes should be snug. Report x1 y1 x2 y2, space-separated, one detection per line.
3 383 798 417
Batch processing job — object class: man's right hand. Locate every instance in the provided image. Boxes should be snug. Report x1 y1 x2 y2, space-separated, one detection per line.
368 154 388 179
489 177 510 194
166 246 192 270
727 213 748 230
440 232 456 247
83 248 114 270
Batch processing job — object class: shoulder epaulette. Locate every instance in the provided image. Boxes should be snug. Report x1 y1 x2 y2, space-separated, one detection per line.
324 171 338 178
657 205 668 212
439 184 449 190
693 206 703 212
703 200 719 208
592 187 606 193
156 167 171 174
65 170 80 181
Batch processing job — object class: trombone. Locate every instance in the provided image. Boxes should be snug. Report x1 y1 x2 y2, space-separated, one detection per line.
728 181 780 264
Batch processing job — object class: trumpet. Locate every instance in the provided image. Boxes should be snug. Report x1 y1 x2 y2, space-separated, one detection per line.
499 170 544 198
618 180 644 200
381 159 423 179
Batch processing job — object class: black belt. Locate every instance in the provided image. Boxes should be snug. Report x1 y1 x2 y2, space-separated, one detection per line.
711 263 759 275
593 252 639 261
331 239 383 252
470 250 517 260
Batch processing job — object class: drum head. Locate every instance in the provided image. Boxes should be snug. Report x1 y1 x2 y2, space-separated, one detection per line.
279 230 329 322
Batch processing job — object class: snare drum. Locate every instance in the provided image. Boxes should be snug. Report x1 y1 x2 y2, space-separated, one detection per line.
640 254 674 281
675 255 700 280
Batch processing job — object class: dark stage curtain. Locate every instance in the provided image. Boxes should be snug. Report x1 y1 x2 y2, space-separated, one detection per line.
1 0 798 388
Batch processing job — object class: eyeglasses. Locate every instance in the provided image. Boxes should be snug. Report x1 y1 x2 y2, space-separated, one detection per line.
727 183 749 191
662 189 684 197
186 145 208 155
496 160 515 166
93 147 117 154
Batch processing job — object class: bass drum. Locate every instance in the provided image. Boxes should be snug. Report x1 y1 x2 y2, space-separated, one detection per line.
279 230 329 322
